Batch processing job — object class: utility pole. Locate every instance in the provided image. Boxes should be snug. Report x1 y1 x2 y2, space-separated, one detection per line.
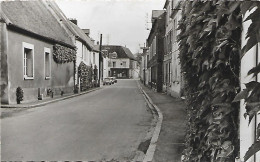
99 34 103 87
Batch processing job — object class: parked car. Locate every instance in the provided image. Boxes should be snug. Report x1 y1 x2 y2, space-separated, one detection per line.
103 78 112 85
109 77 117 84
108 77 114 84
112 77 117 83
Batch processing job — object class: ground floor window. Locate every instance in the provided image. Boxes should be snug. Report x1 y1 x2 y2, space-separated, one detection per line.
44 47 51 79
168 62 171 83
164 62 171 84
111 68 129 78
23 42 34 79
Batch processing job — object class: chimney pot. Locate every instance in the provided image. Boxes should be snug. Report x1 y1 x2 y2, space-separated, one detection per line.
82 29 90 36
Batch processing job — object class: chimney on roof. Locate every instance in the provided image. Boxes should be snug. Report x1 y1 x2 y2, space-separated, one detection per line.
69 18 77 25
82 29 90 36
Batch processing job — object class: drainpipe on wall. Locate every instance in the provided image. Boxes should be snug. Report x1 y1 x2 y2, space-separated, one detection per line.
98 34 102 86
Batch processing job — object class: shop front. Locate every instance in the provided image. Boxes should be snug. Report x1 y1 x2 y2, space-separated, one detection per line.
110 68 129 79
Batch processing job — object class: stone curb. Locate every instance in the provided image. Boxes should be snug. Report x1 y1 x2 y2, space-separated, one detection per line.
1 87 102 108
137 81 163 162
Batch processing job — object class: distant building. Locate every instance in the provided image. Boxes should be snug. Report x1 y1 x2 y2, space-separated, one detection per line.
41 1 101 89
146 10 166 92
163 0 183 97
1 1 76 104
67 22 100 88
102 45 136 79
140 47 149 84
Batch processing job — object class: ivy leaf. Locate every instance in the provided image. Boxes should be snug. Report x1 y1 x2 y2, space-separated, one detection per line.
245 81 260 90
241 7 260 57
214 60 225 68
240 2 258 15
217 141 234 158
241 35 257 58
212 104 233 118
219 120 230 133
245 102 260 124
222 141 232 150
244 7 260 22
233 89 249 102
248 63 260 77
227 14 241 30
212 95 226 105
216 40 228 52
204 24 213 32
244 140 260 161
227 2 240 14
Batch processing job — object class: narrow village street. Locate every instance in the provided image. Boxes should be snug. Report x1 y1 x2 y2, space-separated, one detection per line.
1 80 153 161
1 1 260 161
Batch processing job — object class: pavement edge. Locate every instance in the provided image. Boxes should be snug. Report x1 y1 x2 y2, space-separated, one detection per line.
1 87 102 108
137 81 163 162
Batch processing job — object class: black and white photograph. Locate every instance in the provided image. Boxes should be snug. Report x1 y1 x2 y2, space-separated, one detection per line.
0 0 260 161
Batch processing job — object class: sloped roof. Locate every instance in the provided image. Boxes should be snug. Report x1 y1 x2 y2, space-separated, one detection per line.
102 45 136 60
68 21 94 50
122 46 136 60
1 1 74 48
152 10 165 22
44 1 95 51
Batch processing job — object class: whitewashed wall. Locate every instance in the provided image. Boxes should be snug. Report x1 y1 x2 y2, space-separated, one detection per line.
239 9 260 162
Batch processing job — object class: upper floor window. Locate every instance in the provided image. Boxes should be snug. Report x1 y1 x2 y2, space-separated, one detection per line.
173 19 177 43
113 61 116 67
167 30 172 53
153 37 157 56
122 61 126 67
23 42 34 80
44 47 51 79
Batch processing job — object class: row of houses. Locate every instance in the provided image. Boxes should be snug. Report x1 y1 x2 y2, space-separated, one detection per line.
140 0 260 161
0 1 138 105
140 0 182 97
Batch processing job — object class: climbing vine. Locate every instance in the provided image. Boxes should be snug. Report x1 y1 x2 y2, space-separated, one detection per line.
78 61 93 91
233 2 260 161
53 44 76 63
178 1 241 161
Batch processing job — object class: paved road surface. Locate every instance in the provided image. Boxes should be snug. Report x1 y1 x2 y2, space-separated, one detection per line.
1 79 153 161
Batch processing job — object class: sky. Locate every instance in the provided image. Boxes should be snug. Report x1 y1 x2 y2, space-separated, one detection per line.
56 0 165 54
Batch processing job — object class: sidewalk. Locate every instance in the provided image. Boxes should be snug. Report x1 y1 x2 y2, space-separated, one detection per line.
1 87 102 108
139 82 187 162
